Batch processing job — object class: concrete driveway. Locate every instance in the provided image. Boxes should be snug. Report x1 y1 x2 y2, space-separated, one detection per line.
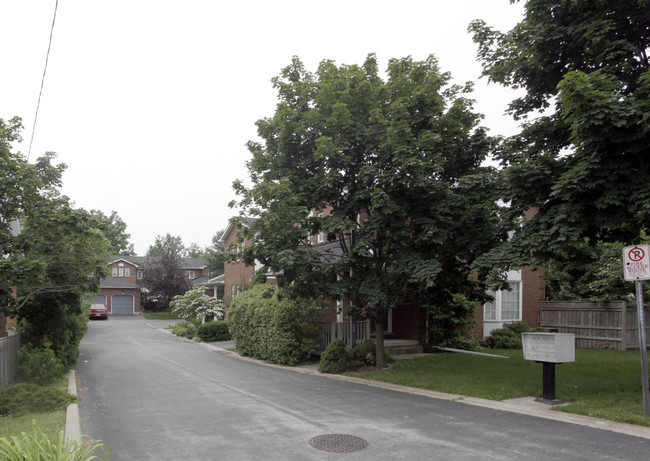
77 315 650 461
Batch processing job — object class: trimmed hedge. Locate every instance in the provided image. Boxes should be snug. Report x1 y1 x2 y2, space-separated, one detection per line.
197 321 231 342
227 285 325 365
0 383 77 416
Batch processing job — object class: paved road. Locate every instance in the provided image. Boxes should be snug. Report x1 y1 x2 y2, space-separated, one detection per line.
77 316 650 460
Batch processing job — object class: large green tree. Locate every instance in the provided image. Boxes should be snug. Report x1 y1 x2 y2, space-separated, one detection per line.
234 55 505 366
1 117 110 366
89 209 135 255
470 0 650 278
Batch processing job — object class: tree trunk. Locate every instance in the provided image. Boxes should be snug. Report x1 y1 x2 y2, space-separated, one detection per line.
375 315 385 368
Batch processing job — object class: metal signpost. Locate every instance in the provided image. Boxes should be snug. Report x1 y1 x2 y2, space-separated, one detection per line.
623 244 650 416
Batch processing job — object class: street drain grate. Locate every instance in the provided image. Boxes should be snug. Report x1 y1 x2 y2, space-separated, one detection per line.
309 434 368 453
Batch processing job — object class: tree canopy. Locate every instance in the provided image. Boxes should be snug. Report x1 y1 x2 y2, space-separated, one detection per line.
141 233 191 311
234 54 506 365
1 116 110 366
89 209 135 255
470 0 650 278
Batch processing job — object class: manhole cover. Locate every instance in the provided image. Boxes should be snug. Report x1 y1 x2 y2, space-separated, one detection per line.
309 434 368 453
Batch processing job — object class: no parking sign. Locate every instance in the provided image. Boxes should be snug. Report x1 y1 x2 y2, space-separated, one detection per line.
623 244 650 281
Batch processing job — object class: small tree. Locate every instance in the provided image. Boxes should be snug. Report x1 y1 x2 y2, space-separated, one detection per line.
170 287 224 326
140 234 191 311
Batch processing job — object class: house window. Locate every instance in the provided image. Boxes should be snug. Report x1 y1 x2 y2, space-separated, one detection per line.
187 270 195 279
118 268 124 277
484 282 521 322
137 270 143 280
112 268 118 277
125 268 130 277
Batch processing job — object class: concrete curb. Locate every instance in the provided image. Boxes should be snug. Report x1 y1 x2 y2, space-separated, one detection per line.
65 369 81 442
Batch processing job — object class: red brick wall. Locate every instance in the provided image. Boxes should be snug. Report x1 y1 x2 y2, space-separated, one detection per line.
522 266 545 328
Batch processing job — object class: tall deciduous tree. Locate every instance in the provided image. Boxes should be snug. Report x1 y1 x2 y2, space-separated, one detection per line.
1 116 110 366
470 1 650 277
141 234 191 311
234 55 505 366
90 210 135 255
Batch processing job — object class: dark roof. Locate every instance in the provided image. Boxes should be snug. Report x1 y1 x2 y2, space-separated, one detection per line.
191 276 211 287
99 277 139 289
109 255 207 270
311 238 349 264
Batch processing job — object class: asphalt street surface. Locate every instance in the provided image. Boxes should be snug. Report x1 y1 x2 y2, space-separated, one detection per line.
77 316 650 460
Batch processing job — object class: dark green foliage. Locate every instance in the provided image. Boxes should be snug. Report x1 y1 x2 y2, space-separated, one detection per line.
351 339 394 367
234 55 505 368
483 328 522 349
471 1 650 282
0 383 77 416
319 339 357 374
482 322 539 349
228 284 324 365
171 321 197 339
197 321 231 342
15 342 65 385
425 292 478 347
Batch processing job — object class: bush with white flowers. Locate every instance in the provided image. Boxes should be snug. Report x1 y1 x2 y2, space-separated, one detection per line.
170 287 224 326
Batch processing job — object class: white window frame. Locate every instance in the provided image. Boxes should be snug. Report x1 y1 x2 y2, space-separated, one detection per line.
317 212 325 243
125 268 130 277
187 270 195 279
483 271 522 337
112 268 118 276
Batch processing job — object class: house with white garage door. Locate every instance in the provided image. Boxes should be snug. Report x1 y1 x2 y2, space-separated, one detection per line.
94 256 209 315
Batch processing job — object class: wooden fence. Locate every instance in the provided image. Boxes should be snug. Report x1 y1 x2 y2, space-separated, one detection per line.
540 301 650 350
0 333 20 390
317 320 371 350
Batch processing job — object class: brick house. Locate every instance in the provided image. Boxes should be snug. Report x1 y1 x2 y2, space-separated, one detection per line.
95 256 210 315
221 215 544 347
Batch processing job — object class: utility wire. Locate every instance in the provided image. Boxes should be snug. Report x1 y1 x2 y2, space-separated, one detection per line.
27 0 59 162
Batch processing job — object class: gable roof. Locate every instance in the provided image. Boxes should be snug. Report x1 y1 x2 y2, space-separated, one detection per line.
109 255 207 270
220 217 257 242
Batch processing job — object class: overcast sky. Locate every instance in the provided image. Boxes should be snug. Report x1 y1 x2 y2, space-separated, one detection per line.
1 0 524 255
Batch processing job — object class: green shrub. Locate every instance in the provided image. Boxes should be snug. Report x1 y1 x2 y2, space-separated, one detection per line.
228 284 325 365
171 321 197 339
483 328 522 349
503 321 532 335
197 321 231 342
0 422 109 460
319 339 357 373
15 342 65 385
0 383 77 417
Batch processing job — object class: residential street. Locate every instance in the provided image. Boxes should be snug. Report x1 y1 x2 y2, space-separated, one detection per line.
77 316 650 461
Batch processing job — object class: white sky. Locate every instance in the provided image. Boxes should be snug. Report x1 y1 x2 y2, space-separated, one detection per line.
1 0 524 255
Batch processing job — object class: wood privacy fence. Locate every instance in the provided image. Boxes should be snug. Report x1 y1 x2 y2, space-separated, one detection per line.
540 301 650 350
0 333 20 390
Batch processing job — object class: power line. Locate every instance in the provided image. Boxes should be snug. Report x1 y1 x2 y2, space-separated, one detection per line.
27 0 59 162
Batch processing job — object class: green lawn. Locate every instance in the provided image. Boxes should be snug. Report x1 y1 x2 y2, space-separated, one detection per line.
351 349 650 427
143 311 180 320
0 376 69 438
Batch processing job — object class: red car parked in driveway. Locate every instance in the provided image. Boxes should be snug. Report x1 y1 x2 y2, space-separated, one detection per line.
90 303 108 320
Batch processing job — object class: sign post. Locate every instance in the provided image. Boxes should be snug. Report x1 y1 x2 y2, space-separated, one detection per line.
522 332 575 404
623 244 650 417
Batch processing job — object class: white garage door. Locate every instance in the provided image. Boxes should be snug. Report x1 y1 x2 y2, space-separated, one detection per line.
112 295 134 314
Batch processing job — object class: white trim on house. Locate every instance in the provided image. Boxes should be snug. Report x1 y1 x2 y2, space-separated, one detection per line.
483 270 523 337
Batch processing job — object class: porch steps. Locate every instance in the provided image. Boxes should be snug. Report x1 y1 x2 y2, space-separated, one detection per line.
384 339 423 356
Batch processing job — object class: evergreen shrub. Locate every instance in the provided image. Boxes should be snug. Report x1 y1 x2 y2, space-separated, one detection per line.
15 342 65 385
197 321 231 342
0 383 77 416
319 339 356 373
